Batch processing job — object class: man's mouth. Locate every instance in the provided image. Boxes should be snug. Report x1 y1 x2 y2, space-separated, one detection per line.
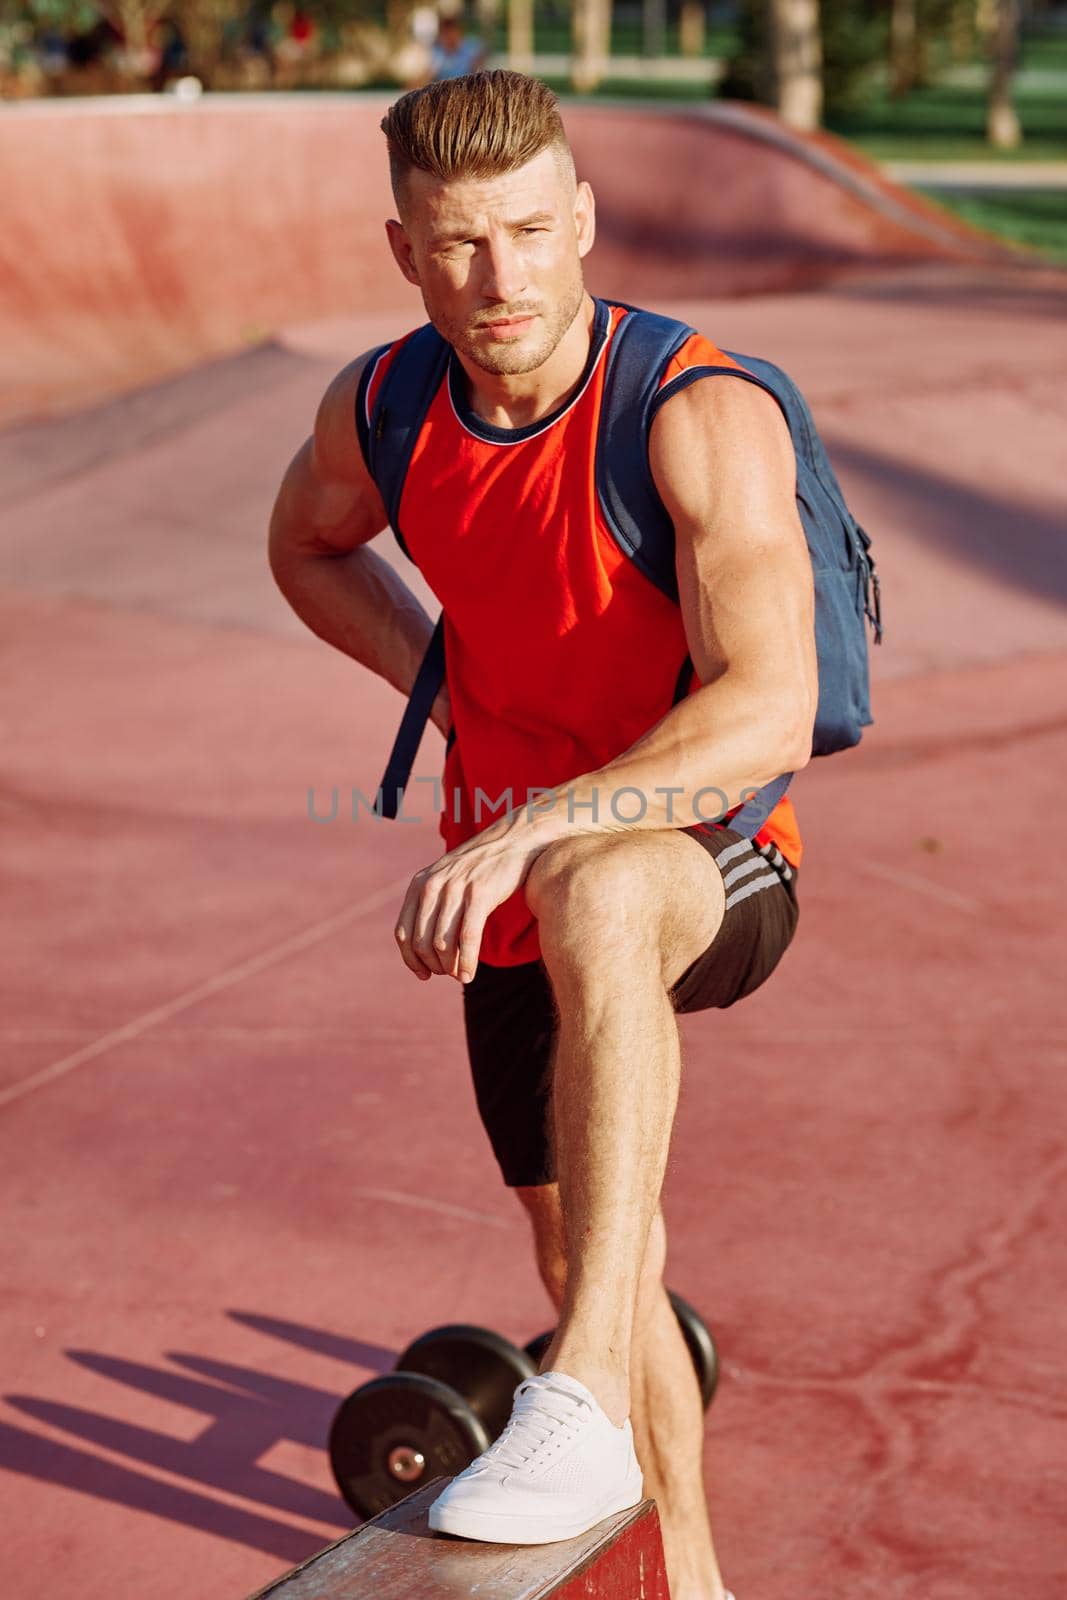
477 313 539 337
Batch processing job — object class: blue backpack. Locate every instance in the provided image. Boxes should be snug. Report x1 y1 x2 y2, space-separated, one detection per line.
357 301 883 832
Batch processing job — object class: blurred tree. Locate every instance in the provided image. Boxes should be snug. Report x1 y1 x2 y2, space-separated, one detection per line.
722 0 885 119
571 0 609 91
508 0 532 69
642 0 666 58
171 0 232 82
98 0 167 76
719 0 771 100
385 0 415 45
986 0 1021 146
820 0 882 108
768 0 822 129
948 0 977 61
678 0 704 57
889 0 917 94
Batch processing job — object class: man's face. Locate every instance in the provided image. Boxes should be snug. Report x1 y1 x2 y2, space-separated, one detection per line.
386 146 595 377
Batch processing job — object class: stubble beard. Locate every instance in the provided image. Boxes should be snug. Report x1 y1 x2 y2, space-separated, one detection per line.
429 272 586 377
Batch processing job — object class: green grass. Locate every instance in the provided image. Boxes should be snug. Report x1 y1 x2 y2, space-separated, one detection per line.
1020 28 1067 72
824 80 1067 163
919 187 1067 261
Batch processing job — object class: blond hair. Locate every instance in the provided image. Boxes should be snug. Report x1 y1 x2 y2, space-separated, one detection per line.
381 70 572 208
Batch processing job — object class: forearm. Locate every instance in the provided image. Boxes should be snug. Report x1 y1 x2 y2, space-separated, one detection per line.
270 544 450 735
497 674 810 851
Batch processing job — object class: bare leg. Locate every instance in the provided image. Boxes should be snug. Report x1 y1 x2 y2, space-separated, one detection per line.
522 831 724 1429
519 1188 726 1600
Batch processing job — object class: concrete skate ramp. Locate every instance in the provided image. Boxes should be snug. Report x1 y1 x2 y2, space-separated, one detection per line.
0 94 1016 427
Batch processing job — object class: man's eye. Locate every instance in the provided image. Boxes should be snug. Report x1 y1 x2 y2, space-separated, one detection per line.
520 226 546 235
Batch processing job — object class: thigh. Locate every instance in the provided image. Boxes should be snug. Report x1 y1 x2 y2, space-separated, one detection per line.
669 825 800 1013
462 958 558 1188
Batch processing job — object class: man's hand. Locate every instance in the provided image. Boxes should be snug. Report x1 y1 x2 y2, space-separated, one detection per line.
394 820 547 985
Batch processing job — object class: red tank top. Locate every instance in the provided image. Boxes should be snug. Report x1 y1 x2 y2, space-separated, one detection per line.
366 300 803 967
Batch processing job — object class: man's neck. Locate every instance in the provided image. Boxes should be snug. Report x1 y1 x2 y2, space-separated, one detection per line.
454 294 597 431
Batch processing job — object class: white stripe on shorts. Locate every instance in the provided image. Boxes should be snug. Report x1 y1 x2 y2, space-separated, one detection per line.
754 839 794 882
724 870 782 910
722 854 769 889
716 837 756 869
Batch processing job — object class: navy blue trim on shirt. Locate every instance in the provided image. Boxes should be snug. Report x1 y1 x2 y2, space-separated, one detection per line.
445 298 612 445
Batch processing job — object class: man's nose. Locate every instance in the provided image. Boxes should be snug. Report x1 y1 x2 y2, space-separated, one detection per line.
480 237 527 305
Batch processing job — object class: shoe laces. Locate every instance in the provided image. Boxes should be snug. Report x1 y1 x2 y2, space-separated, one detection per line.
481 1377 593 1471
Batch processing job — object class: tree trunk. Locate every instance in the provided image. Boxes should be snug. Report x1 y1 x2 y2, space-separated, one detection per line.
571 0 611 93
948 0 976 62
889 0 918 96
385 0 417 47
172 0 231 86
475 0 500 31
507 0 533 70
987 0 1022 148
769 0 822 131
679 0 705 58
642 0 667 59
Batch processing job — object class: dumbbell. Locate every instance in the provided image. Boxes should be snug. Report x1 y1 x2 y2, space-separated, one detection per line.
525 1288 720 1411
329 1324 536 1520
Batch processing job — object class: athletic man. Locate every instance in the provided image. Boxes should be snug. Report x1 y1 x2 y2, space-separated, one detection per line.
268 70 817 1600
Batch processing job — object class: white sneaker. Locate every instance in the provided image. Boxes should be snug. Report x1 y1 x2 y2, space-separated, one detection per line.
428 1369 643 1544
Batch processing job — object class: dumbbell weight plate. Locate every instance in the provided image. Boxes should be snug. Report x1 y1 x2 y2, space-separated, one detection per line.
524 1292 720 1412
328 1371 490 1520
395 1323 537 1441
667 1290 719 1409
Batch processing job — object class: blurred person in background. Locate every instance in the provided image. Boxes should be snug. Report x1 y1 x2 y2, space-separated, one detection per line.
430 8 484 80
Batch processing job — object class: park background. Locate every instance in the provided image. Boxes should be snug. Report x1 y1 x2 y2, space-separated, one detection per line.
1 4 1065 1599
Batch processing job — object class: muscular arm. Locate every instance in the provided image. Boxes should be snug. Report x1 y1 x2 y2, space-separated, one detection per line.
524 373 819 834
267 353 450 736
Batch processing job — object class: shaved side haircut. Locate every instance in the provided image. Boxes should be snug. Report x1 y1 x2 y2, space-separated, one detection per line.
381 69 575 212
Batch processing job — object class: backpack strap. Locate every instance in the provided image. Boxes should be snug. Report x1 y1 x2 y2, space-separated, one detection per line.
728 770 794 838
598 308 794 839
356 323 451 561
357 325 452 816
596 305 694 604
375 614 446 820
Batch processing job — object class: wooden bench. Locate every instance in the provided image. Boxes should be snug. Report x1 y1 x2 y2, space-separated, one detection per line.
246 1479 669 1599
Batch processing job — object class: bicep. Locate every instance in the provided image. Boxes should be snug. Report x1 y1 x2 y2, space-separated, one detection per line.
268 353 388 566
649 376 816 704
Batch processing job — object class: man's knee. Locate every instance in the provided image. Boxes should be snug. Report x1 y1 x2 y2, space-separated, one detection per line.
523 835 659 946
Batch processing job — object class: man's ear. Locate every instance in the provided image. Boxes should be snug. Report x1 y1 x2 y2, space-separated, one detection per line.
574 180 596 261
385 219 421 288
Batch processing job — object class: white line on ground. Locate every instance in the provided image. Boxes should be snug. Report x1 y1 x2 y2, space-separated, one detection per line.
352 1187 515 1231
859 860 983 913
0 875 413 1112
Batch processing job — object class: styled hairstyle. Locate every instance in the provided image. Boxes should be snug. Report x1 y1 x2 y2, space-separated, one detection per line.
380 70 572 209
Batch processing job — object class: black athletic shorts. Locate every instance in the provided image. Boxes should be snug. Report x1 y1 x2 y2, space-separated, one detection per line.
462 824 800 1188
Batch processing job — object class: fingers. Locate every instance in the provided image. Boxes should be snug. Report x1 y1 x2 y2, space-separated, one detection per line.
394 872 433 981
456 889 488 985
415 879 465 978
395 847 506 985
396 867 467 981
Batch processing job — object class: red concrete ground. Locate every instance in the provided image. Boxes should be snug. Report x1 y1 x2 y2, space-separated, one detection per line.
2 98 1066 1600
